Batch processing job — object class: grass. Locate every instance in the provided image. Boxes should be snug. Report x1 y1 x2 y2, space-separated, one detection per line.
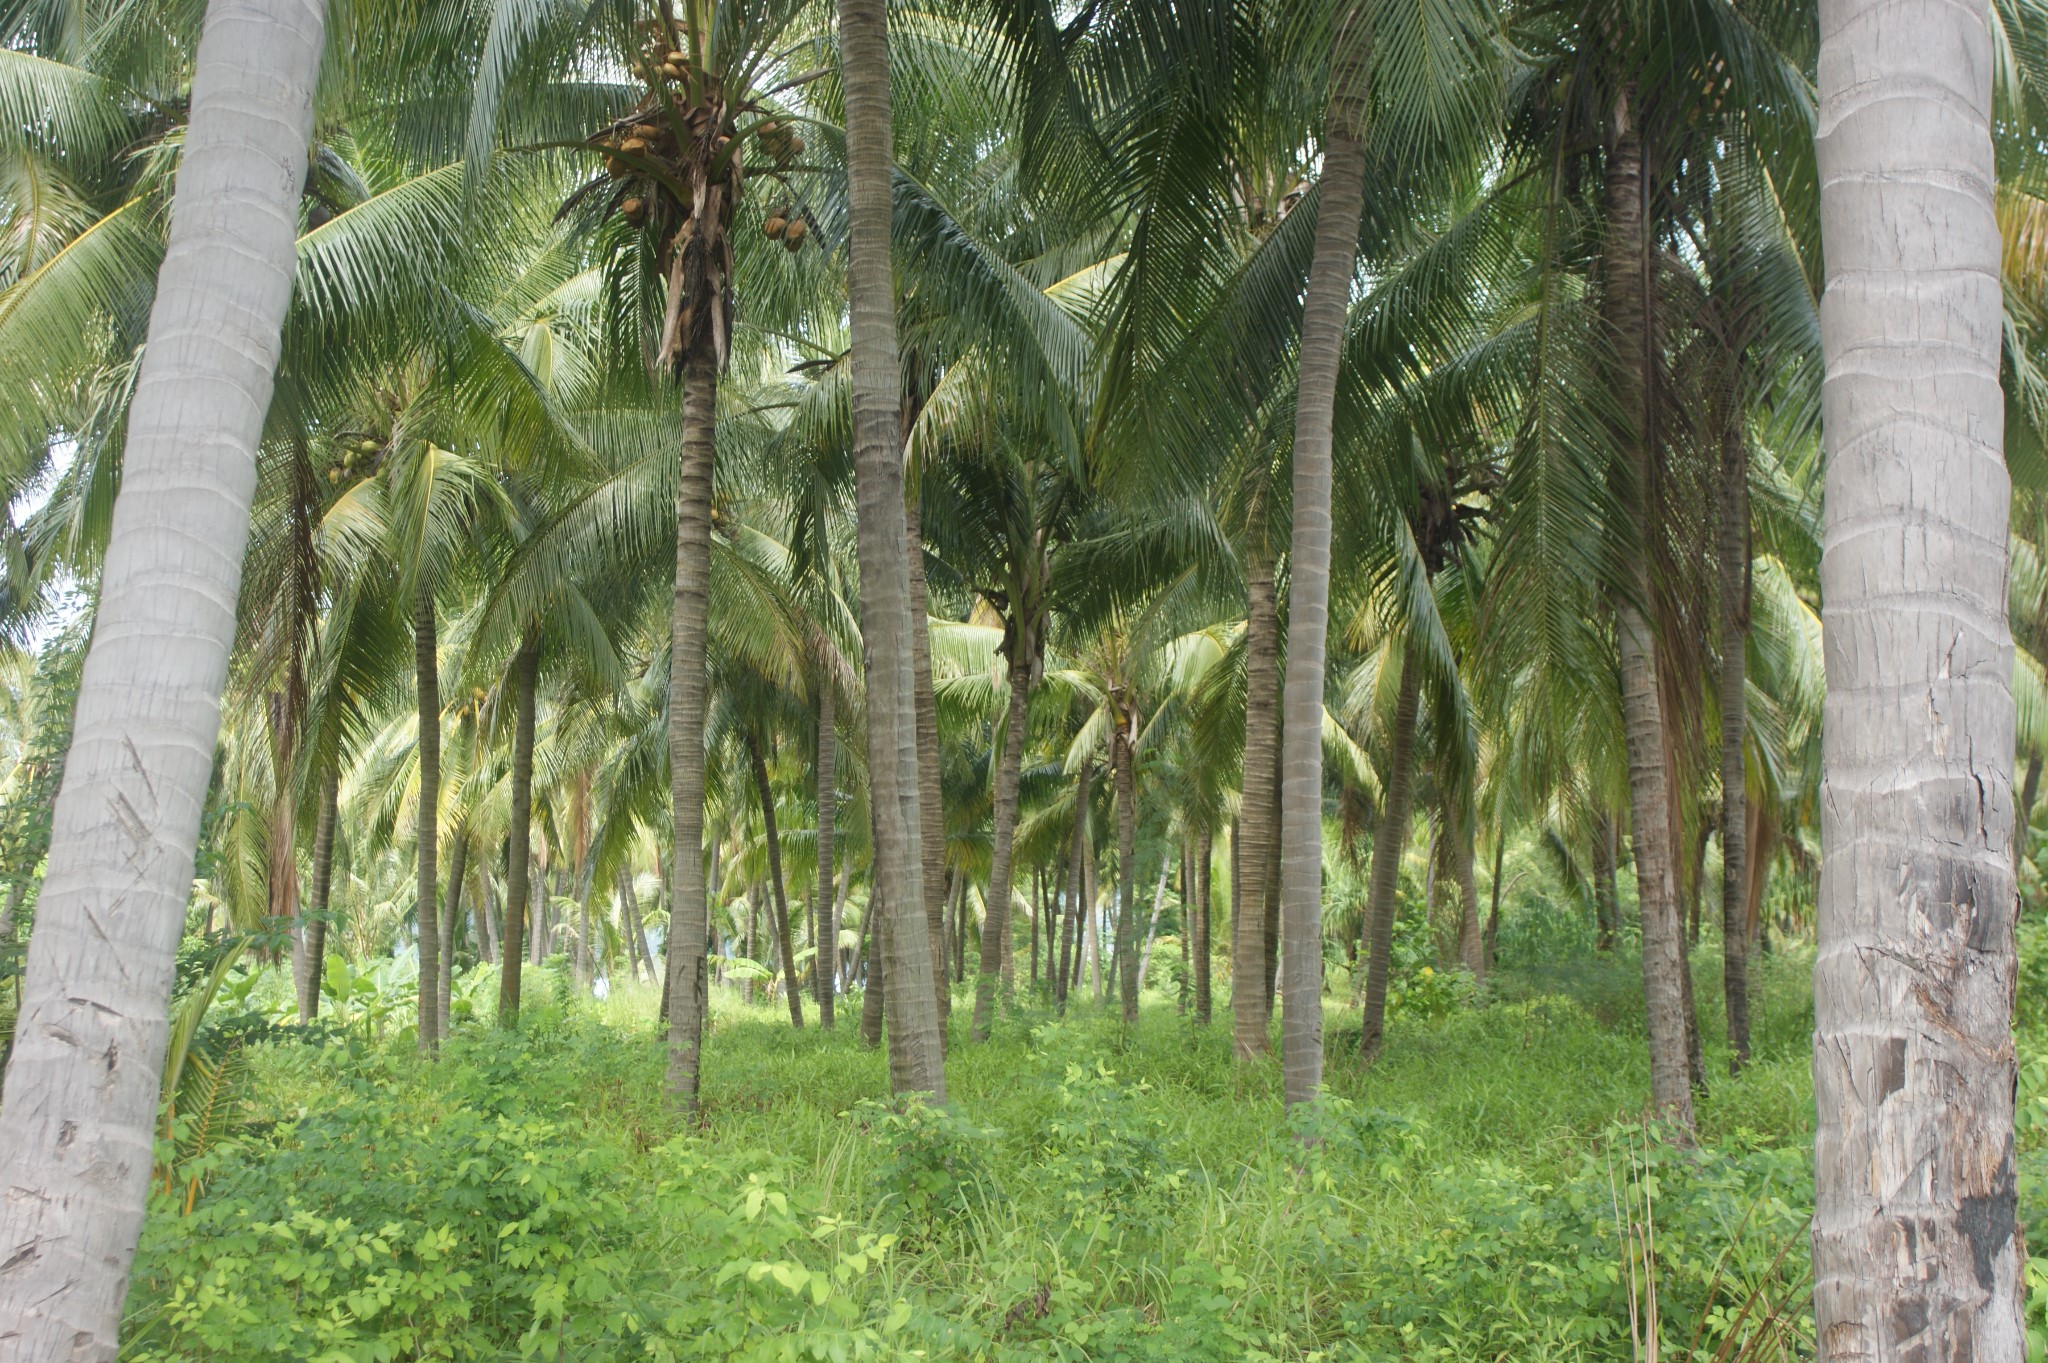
118 940 1859 1361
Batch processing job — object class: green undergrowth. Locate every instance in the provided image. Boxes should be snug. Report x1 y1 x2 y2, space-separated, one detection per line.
118 943 2005 1362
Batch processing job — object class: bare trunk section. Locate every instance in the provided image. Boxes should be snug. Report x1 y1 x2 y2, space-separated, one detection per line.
1059 765 1092 1009
499 634 541 1026
1452 804 1484 980
815 681 837 1026
1279 38 1368 1104
904 497 950 1033
841 0 945 1098
1602 104 1695 1135
1812 2 2022 1349
971 657 1032 1038
1234 540 1281 1059
1359 645 1423 1051
297 766 338 1022
1112 699 1140 1024
1194 826 1213 1024
414 581 443 1053
442 827 465 1033
749 731 804 1028
1593 813 1619 951
859 893 885 1045
0 0 326 1344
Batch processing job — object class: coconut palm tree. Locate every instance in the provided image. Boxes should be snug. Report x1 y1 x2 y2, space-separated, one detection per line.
1810 0 2024 1345
0 0 327 1347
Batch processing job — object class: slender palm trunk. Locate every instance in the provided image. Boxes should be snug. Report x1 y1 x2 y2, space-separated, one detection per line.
1593 813 1619 950
662 352 718 1101
905 497 950 1031
1060 766 1091 1008
1452 804 1484 980
1359 645 1423 1050
1112 702 1140 1024
859 893 886 1045
971 658 1032 1038
0 0 324 1343
499 633 541 1027
2019 751 2041 866
1279 45 1368 1103
749 731 804 1028
1135 858 1171 993
619 867 651 981
1194 826 1213 1023
1234 540 1281 1059
441 827 465 1032
267 692 300 964
298 766 339 1022
414 582 443 1052
815 681 837 1026
841 0 944 1098
1812 2 2021 1347
1602 103 1695 1134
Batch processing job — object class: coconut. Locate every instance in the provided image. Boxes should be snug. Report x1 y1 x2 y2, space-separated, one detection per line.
662 62 682 80
623 197 647 224
621 136 649 154
786 134 804 158
764 215 787 239
328 469 341 483
783 219 808 248
358 438 380 453
666 49 685 64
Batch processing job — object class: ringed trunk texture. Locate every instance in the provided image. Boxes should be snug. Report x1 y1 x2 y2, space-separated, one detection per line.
414 581 443 1052
1113 704 1140 1024
905 498 951 1031
1234 540 1281 1059
1359 644 1422 1050
1194 826 1213 1024
0 0 326 1346
1812 1 2022 1350
815 681 837 1026
971 658 1032 1038
665 354 717 1104
749 732 804 1028
1279 46 1369 1104
1602 105 1695 1135
498 635 540 1026
297 766 339 1023
841 0 945 1098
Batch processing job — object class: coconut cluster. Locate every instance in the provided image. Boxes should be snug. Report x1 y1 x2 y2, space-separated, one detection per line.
327 434 385 484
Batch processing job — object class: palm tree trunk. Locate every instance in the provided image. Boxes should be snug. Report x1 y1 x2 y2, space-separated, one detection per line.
1452 804 1484 980
298 766 339 1022
970 656 1031 1038
498 632 541 1027
748 731 805 1028
2019 751 2041 867
441 827 465 1033
663 350 718 1103
1359 644 1423 1050
1060 765 1091 1008
414 581 443 1052
859 893 886 1046
619 867 651 981
1234 538 1281 1059
1194 826 1213 1024
905 496 951 1032
1602 100 1695 1135
478 858 498 965
840 0 945 1099
0 0 325 1343
267 692 300 965
1113 702 1141 1024
1278 40 1369 1104
815 680 837 1026
1812 2 2022 1347
1593 813 1619 950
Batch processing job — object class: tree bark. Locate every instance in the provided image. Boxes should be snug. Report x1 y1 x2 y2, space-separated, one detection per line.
1812 2 2021 1348
414 580 443 1052
1602 100 1695 1135
298 766 339 1022
840 0 945 1099
1452 803 1484 980
1278 31 1368 1104
619 867 652 981
2018 750 2041 868
663 351 717 1103
499 632 541 1026
1359 645 1423 1050
748 730 804 1028
1112 696 1141 1024
1194 826 1213 1024
905 497 951 1032
971 654 1032 1038
0 0 325 1345
1234 539 1281 1059
1593 812 1619 951
1060 766 1091 1008
441 826 465 1032
859 892 885 1046
815 679 837 1026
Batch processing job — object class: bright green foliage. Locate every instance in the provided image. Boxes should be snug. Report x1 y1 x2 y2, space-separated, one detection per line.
115 937 1867 1362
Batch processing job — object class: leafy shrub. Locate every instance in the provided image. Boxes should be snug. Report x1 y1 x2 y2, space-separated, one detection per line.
856 1095 1001 1238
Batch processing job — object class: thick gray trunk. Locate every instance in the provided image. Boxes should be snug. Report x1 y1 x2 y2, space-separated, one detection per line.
840 0 945 1098
1812 2 2022 1350
498 634 540 1026
0 0 325 1346
904 497 950 1032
